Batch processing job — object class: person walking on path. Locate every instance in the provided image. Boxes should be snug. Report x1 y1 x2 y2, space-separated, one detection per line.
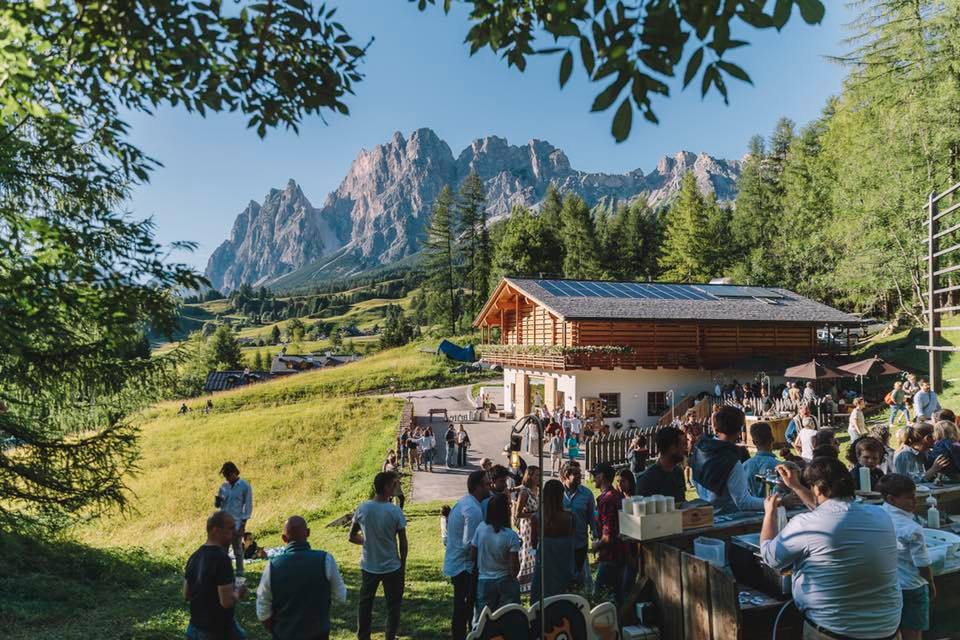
183 511 248 640
255 516 347 640
471 493 522 618
512 466 540 593
216 462 253 577
349 471 407 640
561 462 596 587
548 431 564 476
445 423 457 468
456 424 471 467
888 381 910 426
444 469 490 640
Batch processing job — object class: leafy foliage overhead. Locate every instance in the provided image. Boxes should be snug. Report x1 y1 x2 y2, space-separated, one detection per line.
416 0 826 140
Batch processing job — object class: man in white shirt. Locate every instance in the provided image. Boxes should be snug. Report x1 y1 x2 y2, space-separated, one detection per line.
761 458 901 639
350 471 407 640
217 461 253 576
443 470 490 640
255 515 346 640
690 406 764 515
913 380 941 421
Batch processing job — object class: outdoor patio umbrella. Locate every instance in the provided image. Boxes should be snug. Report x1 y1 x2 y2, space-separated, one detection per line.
838 356 903 396
783 358 852 380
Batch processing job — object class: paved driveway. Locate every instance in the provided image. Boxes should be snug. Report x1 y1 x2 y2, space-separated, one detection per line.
395 383 534 504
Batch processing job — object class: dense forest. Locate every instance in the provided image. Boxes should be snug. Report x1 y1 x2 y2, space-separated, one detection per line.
418 0 960 332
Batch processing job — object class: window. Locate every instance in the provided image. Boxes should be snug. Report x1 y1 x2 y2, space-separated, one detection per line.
648 391 668 416
599 393 620 418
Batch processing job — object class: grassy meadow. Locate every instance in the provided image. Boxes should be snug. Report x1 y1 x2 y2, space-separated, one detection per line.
1 344 484 639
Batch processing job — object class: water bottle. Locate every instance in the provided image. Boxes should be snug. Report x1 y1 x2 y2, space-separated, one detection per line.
927 495 941 529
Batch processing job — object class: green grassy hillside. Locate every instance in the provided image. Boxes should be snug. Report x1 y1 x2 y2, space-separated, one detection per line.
3 345 476 639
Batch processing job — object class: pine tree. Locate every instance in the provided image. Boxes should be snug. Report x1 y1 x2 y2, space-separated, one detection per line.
252 350 264 371
538 183 566 265
606 198 661 280
458 172 491 317
560 194 603 279
658 173 718 282
208 325 245 370
270 324 281 345
424 186 459 334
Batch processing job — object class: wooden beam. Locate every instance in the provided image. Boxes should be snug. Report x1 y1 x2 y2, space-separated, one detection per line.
515 295 521 344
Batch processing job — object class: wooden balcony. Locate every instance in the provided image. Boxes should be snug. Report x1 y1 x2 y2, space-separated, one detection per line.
478 344 824 372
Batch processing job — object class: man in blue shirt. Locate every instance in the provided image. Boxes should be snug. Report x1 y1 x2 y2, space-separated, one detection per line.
561 461 596 585
761 458 901 639
742 422 779 497
443 470 489 640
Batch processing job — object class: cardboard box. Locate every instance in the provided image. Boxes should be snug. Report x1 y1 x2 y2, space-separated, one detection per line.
681 505 714 530
620 508 683 541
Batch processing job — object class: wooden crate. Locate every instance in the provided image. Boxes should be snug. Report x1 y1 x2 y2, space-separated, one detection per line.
620 509 683 541
681 505 714 530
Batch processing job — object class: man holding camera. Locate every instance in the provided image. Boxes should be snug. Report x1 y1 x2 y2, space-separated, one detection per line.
216 462 253 576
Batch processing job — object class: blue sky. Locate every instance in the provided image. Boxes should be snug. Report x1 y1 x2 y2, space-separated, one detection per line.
128 1 855 271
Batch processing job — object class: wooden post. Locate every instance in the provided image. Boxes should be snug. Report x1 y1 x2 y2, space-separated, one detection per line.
930 192 943 393
515 296 521 345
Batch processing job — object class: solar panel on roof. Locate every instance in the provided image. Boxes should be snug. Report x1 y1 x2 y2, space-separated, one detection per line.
692 285 784 299
532 279 720 301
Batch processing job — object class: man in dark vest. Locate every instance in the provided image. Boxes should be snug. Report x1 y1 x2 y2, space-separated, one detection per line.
255 515 347 640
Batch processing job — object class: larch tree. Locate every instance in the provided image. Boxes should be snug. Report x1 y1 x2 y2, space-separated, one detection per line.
424 186 460 334
659 173 718 282
560 194 604 280
458 172 491 318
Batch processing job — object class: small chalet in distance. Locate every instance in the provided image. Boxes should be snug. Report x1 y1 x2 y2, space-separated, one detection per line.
474 277 859 426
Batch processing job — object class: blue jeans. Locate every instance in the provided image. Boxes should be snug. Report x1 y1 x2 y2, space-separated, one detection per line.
475 576 521 618
889 403 910 424
185 621 246 640
446 443 456 467
594 561 626 607
423 448 435 466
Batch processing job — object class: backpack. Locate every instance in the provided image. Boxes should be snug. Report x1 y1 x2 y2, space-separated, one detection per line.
883 392 894 406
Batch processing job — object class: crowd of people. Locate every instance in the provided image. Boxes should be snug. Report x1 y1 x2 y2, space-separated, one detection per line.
180 376 960 640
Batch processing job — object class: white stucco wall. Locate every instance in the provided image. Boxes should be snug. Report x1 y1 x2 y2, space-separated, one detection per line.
501 366 728 425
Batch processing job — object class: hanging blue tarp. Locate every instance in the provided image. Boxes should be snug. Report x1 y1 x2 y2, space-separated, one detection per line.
437 339 476 362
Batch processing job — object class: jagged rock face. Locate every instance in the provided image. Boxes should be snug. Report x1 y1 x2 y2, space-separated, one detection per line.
205 128 741 291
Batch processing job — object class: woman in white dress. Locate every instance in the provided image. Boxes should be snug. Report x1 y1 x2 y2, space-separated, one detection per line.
512 465 540 593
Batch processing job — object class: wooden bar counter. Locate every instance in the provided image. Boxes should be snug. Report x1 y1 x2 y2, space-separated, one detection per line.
625 484 960 640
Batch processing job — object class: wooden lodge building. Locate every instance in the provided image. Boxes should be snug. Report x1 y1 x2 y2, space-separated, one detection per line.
474 278 859 425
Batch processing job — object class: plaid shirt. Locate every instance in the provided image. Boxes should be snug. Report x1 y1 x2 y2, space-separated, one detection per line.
596 488 629 563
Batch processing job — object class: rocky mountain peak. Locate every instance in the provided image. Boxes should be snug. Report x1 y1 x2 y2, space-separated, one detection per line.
205 128 742 291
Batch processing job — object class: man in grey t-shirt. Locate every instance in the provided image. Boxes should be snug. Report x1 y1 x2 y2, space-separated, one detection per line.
350 471 407 640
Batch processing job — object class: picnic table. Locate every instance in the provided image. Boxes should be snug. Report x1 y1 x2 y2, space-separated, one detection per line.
427 408 447 422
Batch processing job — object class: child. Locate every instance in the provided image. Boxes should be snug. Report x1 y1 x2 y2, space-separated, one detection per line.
871 425 897 474
742 422 778 497
793 416 818 461
847 436 886 491
811 428 839 459
878 474 936 640
565 434 579 463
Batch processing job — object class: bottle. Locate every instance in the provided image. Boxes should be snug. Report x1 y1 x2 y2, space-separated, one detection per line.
927 495 941 529
859 466 872 493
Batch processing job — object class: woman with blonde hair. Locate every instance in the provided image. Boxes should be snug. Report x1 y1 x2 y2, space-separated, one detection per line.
794 416 819 461
848 397 868 443
513 465 540 593
931 420 960 480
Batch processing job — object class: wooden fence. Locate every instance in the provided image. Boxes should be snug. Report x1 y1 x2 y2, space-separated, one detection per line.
723 394 839 428
585 427 665 469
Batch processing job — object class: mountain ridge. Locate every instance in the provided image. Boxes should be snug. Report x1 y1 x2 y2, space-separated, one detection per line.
205 128 742 291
